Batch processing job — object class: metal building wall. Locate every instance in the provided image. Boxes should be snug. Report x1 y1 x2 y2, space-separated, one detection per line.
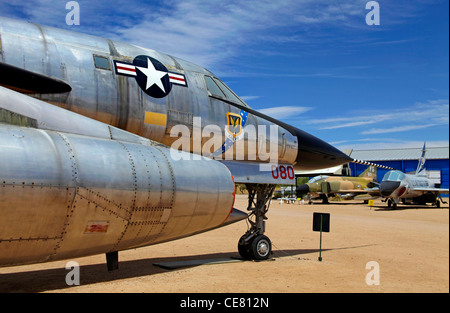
349 158 449 196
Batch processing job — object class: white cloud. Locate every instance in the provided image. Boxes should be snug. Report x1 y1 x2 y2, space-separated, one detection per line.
361 124 439 135
334 139 449 151
309 99 449 134
104 0 369 70
319 116 391 130
0 0 427 74
258 106 313 119
309 113 393 125
240 96 260 102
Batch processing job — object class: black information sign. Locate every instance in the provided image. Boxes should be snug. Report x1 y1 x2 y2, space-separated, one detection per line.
313 212 330 232
312 212 330 261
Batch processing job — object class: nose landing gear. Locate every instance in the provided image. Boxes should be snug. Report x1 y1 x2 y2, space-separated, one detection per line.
238 184 275 260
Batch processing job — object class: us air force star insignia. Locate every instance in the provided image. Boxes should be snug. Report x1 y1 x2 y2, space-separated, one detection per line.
136 57 168 93
113 55 188 98
133 55 171 98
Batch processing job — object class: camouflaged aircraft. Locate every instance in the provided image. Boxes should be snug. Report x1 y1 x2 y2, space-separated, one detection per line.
296 166 380 203
0 16 353 269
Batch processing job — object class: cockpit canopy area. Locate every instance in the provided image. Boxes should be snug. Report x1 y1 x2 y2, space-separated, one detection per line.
308 175 329 184
204 75 249 107
382 170 405 182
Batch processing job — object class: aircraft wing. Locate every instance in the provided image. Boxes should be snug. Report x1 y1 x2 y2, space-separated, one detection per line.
0 85 149 145
336 189 378 194
352 187 381 199
0 62 72 94
412 187 449 194
354 193 381 200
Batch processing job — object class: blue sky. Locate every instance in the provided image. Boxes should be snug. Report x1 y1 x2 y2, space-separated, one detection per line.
1 0 448 150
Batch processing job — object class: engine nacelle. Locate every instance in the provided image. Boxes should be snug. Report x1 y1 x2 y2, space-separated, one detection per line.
0 125 235 267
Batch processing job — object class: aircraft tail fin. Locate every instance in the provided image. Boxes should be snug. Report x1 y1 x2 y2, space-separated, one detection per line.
358 165 377 180
416 142 427 175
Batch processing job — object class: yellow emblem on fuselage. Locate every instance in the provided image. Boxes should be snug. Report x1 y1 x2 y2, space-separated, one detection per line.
226 112 242 138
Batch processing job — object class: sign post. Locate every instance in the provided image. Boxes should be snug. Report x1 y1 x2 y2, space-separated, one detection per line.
313 212 330 262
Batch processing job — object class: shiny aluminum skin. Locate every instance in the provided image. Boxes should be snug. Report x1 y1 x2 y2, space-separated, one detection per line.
0 16 352 268
0 16 298 167
0 88 235 267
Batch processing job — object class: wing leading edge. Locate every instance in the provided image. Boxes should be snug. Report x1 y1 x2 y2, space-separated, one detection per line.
0 62 72 94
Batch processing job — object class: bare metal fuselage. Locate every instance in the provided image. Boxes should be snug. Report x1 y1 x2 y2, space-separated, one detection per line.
0 17 351 267
0 86 236 266
0 18 299 165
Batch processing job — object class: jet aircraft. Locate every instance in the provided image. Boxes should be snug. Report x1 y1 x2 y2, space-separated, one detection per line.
0 17 353 269
296 165 380 203
379 144 449 209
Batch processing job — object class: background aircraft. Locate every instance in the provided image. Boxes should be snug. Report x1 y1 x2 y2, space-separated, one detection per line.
379 144 449 208
296 165 380 204
0 16 352 268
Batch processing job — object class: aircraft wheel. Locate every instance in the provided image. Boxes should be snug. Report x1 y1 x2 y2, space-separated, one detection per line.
436 200 441 208
387 199 392 207
238 235 254 260
250 235 272 260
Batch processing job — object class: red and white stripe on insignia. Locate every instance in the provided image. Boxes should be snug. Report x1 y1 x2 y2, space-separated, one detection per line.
114 59 188 87
114 61 137 76
168 72 187 86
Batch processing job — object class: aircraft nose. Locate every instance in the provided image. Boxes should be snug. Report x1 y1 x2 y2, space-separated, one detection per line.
380 181 401 197
296 184 310 196
293 128 352 170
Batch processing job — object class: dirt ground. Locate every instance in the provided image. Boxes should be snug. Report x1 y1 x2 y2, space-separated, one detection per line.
0 195 448 293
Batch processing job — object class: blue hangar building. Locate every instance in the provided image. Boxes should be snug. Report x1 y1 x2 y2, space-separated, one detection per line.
348 146 449 195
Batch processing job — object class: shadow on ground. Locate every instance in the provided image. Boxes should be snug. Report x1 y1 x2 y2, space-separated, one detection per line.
0 244 375 293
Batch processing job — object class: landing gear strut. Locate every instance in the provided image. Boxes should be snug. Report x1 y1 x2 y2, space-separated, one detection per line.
387 199 397 209
438 194 447 207
238 184 275 260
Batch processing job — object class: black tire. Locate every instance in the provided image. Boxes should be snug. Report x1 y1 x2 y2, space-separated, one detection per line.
250 235 272 260
238 235 253 260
